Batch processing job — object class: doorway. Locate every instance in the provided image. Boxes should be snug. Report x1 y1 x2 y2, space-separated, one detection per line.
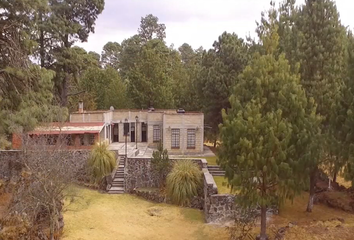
112 123 119 142
141 123 147 142
130 123 135 142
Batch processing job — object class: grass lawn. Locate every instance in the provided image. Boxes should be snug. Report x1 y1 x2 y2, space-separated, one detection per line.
185 156 218 165
213 176 231 194
62 186 228 240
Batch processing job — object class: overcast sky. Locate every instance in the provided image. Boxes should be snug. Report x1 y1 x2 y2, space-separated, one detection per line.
77 0 354 53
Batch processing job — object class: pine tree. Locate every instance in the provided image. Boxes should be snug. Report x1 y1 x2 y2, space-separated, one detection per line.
295 0 345 212
218 10 320 239
197 32 249 147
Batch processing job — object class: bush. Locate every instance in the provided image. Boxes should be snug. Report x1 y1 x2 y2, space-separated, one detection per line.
88 142 116 184
166 160 202 206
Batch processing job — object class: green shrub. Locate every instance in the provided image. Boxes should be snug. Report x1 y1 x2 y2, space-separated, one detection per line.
151 142 171 188
166 160 202 206
88 142 116 184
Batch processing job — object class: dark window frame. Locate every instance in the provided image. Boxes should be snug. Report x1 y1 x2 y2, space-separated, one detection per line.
171 129 180 149
187 129 196 149
153 125 161 142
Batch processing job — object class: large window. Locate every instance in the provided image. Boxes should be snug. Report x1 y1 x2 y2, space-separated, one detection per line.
153 125 161 142
171 129 180 149
89 134 95 145
187 129 196 149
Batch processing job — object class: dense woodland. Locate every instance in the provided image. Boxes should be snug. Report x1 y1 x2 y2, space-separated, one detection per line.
2 0 354 239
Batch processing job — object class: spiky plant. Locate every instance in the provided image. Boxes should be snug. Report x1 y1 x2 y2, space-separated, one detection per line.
166 160 202 206
88 142 116 184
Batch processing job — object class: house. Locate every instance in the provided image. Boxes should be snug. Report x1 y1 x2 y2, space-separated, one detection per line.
13 103 205 154
12 122 105 150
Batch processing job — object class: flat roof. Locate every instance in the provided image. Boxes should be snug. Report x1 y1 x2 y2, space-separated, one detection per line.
29 122 105 135
71 109 203 115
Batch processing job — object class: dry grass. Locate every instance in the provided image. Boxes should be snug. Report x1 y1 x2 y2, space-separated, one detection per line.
0 193 11 218
264 192 354 239
62 186 228 240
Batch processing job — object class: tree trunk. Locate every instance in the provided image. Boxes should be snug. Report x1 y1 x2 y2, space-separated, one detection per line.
256 205 268 240
333 171 337 183
61 73 69 107
306 167 317 212
213 138 217 148
39 11 45 68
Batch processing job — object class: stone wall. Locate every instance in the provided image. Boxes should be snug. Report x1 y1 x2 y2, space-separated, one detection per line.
0 150 107 184
135 188 203 209
207 194 237 222
125 157 207 192
0 150 22 180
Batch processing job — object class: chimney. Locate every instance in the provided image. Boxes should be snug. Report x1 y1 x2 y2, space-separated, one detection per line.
78 101 84 113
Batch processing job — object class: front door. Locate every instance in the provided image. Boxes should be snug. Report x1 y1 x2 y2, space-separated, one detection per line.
113 123 119 142
141 123 147 142
130 123 135 142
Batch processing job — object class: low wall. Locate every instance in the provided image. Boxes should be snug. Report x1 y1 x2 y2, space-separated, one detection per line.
126 157 235 222
0 150 22 180
0 150 120 184
125 158 207 192
135 188 204 209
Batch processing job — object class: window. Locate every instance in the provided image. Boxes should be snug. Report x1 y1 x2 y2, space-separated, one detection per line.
171 129 180 149
187 129 196 149
66 135 74 146
89 134 95 145
79 135 85 146
47 135 57 145
153 125 161 142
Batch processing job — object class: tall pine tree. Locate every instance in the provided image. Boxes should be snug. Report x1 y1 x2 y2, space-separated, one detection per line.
295 0 345 212
218 8 320 239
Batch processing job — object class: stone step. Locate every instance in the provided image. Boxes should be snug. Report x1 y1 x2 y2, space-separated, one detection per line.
210 173 225 176
115 174 124 178
111 183 124 188
108 187 125 194
208 171 226 174
113 178 124 182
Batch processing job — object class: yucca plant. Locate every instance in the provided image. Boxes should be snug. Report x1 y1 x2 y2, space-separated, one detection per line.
166 160 202 206
88 142 116 184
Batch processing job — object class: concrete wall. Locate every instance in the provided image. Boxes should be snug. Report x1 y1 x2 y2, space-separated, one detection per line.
163 113 204 155
70 113 104 122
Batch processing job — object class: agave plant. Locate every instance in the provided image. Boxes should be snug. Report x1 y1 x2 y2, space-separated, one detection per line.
166 160 202 206
88 142 116 184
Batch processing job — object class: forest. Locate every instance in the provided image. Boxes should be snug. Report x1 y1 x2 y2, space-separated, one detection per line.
2 0 354 239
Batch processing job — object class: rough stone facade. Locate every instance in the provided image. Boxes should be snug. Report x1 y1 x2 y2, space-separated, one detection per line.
0 150 22 180
125 158 207 192
0 150 96 183
126 157 237 221
135 188 203 209
207 194 237 222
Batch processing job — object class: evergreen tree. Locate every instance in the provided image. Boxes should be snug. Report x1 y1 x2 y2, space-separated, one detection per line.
101 41 121 70
138 14 166 44
198 32 248 146
295 0 345 212
127 39 175 108
35 0 105 106
218 10 320 239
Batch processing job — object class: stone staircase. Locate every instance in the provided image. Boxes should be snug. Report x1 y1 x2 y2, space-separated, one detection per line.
207 165 225 176
108 156 126 194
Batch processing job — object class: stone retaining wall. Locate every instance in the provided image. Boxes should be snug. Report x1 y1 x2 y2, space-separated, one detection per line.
135 188 203 209
125 158 207 192
126 157 236 222
0 150 99 183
